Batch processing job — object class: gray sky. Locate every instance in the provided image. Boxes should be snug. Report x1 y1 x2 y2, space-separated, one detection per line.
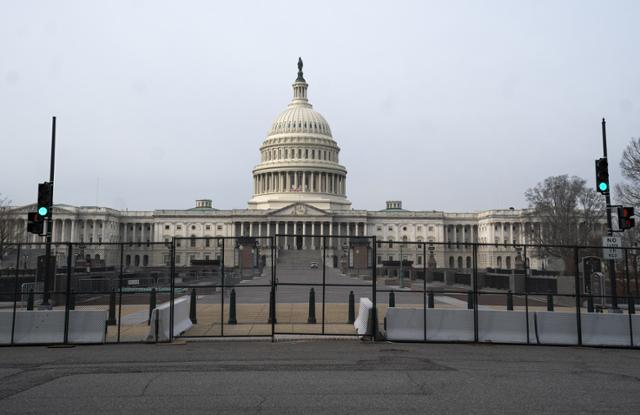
1 0 639 212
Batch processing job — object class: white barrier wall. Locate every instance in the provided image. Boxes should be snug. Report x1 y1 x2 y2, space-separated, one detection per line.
0 310 107 345
385 308 640 347
146 295 192 342
353 298 372 336
478 310 531 344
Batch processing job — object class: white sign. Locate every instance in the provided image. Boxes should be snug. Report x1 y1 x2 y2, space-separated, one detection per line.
127 279 140 286
602 236 622 260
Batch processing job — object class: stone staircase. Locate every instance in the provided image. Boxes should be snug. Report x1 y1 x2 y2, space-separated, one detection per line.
277 249 323 270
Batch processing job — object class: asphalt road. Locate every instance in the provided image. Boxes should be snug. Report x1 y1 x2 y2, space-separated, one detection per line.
0 340 638 414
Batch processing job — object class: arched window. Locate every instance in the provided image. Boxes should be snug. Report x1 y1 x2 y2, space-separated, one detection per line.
94 254 100 261
506 256 511 269
449 256 455 268
134 255 140 267
190 236 196 247
466 256 471 268
497 256 502 268
388 238 393 248
125 255 131 266
143 255 149 266
457 256 463 269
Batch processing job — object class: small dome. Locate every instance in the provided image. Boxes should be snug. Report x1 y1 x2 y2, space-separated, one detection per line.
269 107 332 137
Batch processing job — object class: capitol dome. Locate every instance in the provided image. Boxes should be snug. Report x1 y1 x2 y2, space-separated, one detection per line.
248 58 351 211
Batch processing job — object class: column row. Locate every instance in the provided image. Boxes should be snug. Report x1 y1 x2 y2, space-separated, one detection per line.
254 171 346 195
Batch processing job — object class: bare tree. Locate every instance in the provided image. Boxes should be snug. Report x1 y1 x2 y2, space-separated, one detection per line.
525 175 605 273
0 194 22 268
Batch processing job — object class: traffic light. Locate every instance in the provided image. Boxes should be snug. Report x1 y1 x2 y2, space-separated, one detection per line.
618 206 635 230
37 182 52 218
595 158 609 194
27 211 44 235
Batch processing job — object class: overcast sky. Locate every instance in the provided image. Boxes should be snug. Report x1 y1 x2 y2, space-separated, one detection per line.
1 0 639 213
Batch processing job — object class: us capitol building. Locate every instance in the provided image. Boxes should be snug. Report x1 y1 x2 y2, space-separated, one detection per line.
11 59 543 272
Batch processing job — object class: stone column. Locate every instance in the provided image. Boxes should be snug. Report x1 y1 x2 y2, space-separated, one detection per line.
302 221 306 249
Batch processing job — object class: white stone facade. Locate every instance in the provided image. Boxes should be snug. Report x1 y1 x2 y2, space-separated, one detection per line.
7 60 592 272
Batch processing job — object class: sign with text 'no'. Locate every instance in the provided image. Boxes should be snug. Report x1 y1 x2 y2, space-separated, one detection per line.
602 236 622 260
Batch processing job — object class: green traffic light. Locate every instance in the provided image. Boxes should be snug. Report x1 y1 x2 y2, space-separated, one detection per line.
38 206 48 216
598 182 608 192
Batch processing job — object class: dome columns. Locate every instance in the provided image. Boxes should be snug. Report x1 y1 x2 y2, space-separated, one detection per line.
253 170 346 196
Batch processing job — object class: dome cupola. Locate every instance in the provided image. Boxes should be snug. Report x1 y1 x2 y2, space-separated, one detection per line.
248 58 351 211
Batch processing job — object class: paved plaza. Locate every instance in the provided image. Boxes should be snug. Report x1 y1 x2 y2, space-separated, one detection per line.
0 340 638 414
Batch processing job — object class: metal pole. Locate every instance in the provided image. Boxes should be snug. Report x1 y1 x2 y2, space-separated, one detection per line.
10 244 21 345
169 239 176 341
574 247 582 346
524 245 530 344
117 243 124 343
63 243 72 344
372 236 378 340
602 118 618 309
41 116 56 307
220 238 225 337
423 242 427 342
322 235 326 335
472 243 479 343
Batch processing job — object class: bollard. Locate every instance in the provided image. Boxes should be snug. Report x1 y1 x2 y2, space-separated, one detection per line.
69 290 76 311
587 295 594 313
307 288 317 324
190 288 198 324
148 288 157 325
228 289 238 324
546 294 554 311
268 288 277 324
389 291 395 308
629 297 635 315
506 290 513 311
107 289 117 326
428 291 434 308
348 291 355 324
27 289 34 310
467 291 474 309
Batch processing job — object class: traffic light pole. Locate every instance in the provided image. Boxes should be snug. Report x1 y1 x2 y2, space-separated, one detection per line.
41 116 56 307
601 118 618 309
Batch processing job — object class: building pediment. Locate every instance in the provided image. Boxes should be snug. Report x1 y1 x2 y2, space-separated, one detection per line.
267 203 329 217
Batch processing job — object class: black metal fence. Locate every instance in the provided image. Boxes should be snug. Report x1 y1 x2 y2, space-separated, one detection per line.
0 238 638 347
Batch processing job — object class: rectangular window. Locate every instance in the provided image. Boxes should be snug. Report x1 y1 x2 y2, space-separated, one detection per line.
205 255 210 260
190 255 195 264
177 240 181 247
190 239 196 247
205 225 211 230
417 255 423 265
177 225 182 230
377 256 382 265
217 225 223 230
388 255 393 262
176 255 181 264
205 239 210 247
163 255 170 265
165 225 170 230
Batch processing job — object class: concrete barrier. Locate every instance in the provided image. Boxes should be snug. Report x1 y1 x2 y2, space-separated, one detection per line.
385 308 474 342
581 313 633 347
633 315 640 346
68 310 108 344
478 310 530 344
146 295 192 342
354 298 372 336
532 312 579 345
0 310 107 345
427 309 474 341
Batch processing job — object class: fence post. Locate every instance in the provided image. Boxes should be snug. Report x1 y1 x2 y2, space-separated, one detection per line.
348 290 355 324
389 290 395 308
169 238 176 341
307 288 317 324
63 243 73 345
574 246 582 346
428 291 434 308
472 244 479 342
546 294 554 311
190 288 198 324
107 288 117 326
268 288 277 324
507 290 513 311
587 294 594 313
467 291 474 309
228 288 237 324
148 288 156 325
117 243 124 343
27 289 34 310
10 243 21 345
